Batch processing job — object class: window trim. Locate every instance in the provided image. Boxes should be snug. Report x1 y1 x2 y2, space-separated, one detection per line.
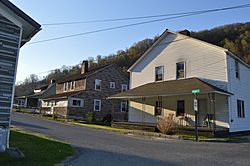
95 79 102 91
70 81 75 91
120 101 128 112
237 99 245 118
110 82 116 89
71 98 83 107
235 60 240 79
176 62 186 80
63 82 68 92
155 66 164 82
94 99 101 111
121 84 128 92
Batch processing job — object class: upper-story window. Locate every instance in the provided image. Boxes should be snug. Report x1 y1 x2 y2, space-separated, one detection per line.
121 84 128 92
176 62 185 79
70 81 75 91
155 66 163 81
235 60 240 79
110 82 116 89
63 82 68 92
95 79 102 90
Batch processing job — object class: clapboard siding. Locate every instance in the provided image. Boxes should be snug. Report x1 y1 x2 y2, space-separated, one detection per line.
227 55 250 132
130 33 228 89
0 14 20 127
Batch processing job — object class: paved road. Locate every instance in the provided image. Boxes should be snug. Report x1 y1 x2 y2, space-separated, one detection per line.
11 112 250 166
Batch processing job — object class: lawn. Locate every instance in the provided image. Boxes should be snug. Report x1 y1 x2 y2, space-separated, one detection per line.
0 129 75 166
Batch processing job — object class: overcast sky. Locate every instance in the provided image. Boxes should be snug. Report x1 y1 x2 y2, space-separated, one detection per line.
10 0 250 82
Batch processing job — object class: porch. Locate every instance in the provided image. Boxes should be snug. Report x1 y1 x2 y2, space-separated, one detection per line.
109 78 232 134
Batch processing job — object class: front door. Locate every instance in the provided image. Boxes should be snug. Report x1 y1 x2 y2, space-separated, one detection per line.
198 99 207 126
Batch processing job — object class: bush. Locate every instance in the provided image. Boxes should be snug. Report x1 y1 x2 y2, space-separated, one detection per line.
157 114 178 135
85 112 93 124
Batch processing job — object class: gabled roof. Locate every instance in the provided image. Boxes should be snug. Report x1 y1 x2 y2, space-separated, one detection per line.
57 63 118 83
109 77 232 99
0 0 41 46
128 29 250 71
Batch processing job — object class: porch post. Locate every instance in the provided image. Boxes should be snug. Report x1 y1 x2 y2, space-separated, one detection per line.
209 93 216 134
141 97 145 124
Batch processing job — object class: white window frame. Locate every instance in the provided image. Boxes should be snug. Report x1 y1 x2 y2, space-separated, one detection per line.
121 84 128 92
110 82 116 89
71 98 84 107
95 79 102 91
176 62 186 79
70 81 76 91
94 99 101 111
237 99 245 118
63 82 68 92
155 66 164 81
235 60 240 79
120 101 127 112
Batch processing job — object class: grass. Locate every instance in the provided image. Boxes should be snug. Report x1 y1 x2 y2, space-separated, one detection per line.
0 129 75 166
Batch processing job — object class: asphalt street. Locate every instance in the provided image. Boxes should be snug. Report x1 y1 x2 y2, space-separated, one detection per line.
11 112 250 166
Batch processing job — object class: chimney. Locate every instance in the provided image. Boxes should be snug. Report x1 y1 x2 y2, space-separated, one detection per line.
81 60 89 74
50 79 56 84
178 29 190 36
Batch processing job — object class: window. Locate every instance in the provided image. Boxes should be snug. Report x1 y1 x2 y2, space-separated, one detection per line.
95 79 102 90
121 84 128 92
235 60 240 79
94 99 101 111
176 62 185 79
63 83 68 92
120 102 128 112
72 99 83 107
237 100 245 118
70 81 75 90
155 100 162 116
177 100 185 116
155 66 163 81
110 82 116 89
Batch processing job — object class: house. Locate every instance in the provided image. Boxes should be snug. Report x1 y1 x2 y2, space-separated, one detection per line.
110 29 250 135
14 80 56 109
41 61 129 121
0 0 41 151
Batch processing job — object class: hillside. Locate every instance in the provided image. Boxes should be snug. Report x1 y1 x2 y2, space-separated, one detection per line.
15 22 250 96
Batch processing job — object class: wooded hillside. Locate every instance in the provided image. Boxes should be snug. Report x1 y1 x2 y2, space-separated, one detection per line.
15 22 250 96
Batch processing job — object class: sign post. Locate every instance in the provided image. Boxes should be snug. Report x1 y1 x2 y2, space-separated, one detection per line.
192 89 200 142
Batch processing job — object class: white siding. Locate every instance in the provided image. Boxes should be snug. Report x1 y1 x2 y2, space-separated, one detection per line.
227 55 250 132
130 33 228 89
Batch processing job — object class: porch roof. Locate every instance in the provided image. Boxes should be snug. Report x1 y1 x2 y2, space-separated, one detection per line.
43 91 84 100
109 78 232 99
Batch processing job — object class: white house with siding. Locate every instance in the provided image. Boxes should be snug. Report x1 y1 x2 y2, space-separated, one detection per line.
111 29 250 135
0 0 41 151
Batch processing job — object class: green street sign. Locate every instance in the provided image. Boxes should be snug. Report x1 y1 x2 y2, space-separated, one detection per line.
192 89 200 93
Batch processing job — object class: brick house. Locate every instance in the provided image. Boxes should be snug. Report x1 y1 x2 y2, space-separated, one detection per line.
41 61 129 121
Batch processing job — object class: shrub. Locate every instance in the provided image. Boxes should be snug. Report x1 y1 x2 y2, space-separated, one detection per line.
157 114 178 135
85 112 93 124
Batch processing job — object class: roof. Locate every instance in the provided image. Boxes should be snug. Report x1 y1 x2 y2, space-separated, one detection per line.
109 78 232 99
128 29 250 71
57 64 115 83
0 0 41 46
43 91 84 100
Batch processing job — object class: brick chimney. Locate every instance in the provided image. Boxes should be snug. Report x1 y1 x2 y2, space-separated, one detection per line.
178 29 190 36
81 60 89 74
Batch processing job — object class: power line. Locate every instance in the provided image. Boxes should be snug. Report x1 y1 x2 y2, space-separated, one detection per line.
28 3 250 45
41 4 250 26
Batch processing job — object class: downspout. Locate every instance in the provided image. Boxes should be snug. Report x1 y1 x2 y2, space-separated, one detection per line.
7 27 23 149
